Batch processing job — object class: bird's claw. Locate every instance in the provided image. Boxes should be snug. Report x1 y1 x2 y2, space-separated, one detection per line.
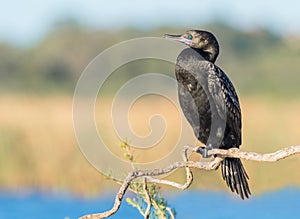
196 145 213 158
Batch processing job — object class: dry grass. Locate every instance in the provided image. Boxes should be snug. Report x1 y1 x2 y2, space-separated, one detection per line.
0 94 299 195
0 95 105 195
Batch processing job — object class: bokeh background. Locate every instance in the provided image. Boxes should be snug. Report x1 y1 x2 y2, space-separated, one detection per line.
1 0 300 218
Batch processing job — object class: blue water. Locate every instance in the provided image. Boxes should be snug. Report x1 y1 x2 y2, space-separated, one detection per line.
0 187 300 219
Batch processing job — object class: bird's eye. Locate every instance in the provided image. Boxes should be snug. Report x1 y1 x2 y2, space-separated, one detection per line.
187 34 193 39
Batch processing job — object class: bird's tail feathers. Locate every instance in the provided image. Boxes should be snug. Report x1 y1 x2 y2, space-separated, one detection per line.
221 157 251 199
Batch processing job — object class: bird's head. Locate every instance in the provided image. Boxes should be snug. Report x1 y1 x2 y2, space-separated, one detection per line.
164 30 219 63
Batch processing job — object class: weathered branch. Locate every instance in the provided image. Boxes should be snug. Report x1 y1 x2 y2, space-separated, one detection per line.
209 145 300 162
79 145 300 219
143 179 151 219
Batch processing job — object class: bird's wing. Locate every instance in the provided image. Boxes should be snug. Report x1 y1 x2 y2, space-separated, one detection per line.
175 63 202 139
206 63 242 143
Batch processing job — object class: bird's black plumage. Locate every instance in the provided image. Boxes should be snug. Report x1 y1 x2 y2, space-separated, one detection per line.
164 30 251 199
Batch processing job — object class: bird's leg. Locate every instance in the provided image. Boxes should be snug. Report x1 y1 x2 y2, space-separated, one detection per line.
196 144 213 158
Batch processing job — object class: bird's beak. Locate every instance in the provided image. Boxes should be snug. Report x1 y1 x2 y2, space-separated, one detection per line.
163 34 192 46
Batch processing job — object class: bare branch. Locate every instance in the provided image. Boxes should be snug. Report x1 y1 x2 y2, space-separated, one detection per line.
210 145 300 162
79 145 300 219
146 145 194 190
80 172 136 219
143 179 151 219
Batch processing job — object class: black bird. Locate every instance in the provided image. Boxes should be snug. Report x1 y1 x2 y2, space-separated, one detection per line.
164 30 251 199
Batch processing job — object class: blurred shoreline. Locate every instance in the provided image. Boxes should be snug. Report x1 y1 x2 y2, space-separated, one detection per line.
0 94 299 195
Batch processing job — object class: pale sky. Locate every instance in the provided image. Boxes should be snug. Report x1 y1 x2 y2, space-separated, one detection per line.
1 0 300 46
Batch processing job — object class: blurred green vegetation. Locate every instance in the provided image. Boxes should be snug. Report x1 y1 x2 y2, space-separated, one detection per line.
1 22 299 97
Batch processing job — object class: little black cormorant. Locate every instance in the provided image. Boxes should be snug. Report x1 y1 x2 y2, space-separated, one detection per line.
164 30 251 199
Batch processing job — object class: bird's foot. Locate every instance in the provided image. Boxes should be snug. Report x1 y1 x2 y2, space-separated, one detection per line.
196 145 213 158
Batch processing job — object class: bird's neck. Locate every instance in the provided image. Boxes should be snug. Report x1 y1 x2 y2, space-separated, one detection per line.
192 48 218 63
